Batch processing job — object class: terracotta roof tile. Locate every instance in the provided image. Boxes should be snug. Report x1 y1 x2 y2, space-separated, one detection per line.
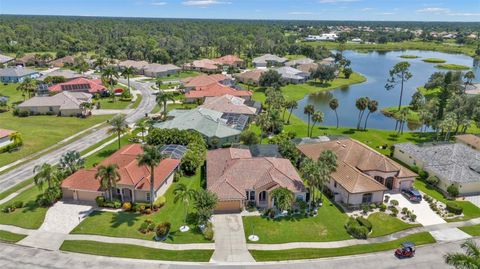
185 83 252 99
0 129 15 139
48 77 106 93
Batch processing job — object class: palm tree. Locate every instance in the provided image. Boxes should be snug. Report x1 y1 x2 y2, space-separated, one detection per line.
418 109 430 133
311 111 324 137
329 98 339 129
95 164 120 200
136 120 147 141
59 150 84 176
94 57 107 71
156 92 176 116
363 99 378 130
121 67 136 91
300 159 321 206
444 239 480 269
102 66 119 100
256 112 270 140
137 145 165 208
173 183 197 231
317 150 337 202
17 77 37 99
440 113 457 141
155 78 163 91
33 163 60 190
304 104 315 137
108 114 128 149
285 100 298 124
270 187 294 212
8 132 23 146
355 97 369 130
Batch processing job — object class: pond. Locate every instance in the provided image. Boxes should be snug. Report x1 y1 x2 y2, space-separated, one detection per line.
292 50 480 131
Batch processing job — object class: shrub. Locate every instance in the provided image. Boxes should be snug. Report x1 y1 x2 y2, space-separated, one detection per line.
132 203 141 212
447 185 459 198
345 218 368 239
263 208 276 219
379 203 387 212
369 203 377 210
356 217 372 231
426 176 440 186
138 222 150 234
113 200 122 209
446 202 463 215
139 205 146 214
401 207 409 214
13 201 23 209
122 202 132 211
148 223 156 232
95 196 105 207
409 214 417 222
156 222 171 239
361 203 370 214
390 200 399 206
384 195 390 203
145 208 152 214
203 223 214 241
419 170 429 180
153 196 166 209
390 207 399 217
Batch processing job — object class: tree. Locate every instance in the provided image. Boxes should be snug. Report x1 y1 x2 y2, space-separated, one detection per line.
397 107 409 135
300 159 321 205
121 67 136 91
108 114 128 149
363 99 378 130
285 100 298 124
193 189 218 226
329 98 340 128
440 112 457 141
256 112 271 139
59 150 84 176
385 61 412 111
80 102 93 116
240 129 260 145
136 120 147 141
304 104 315 137
259 69 283 87
311 111 324 137
137 144 165 208
270 187 294 212
33 163 60 190
155 78 163 90
101 66 119 93
173 183 197 231
317 150 337 202
93 57 107 71
312 65 336 84
355 97 369 130
410 91 425 111
444 239 480 269
464 71 475 91
95 164 120 200
156 91 176 116
343 67 353 79
8 132 23 147
16 77 37 100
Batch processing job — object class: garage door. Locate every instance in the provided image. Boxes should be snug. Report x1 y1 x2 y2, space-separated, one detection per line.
77 191 103 202
215 200 242 213
62 188 74 200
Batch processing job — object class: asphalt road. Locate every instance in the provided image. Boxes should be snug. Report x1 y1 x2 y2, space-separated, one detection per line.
0 80 156 191
0 238 464 269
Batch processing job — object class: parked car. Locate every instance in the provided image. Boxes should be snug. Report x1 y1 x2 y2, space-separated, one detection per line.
402 188 422 202
395 241 415 258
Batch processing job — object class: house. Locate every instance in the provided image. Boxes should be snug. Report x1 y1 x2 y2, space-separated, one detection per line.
214 55 245 68
297 63 319 75
62 144 180 203
0 54 14 65
0 129 15 148
183 59 221 72
207 148 306 212
142 63 181 78
394 142 480 195
37 69 82 81
17 91 92 116
351 38 363 43
154 107 247 147
15 54 37 67
0 67 40 83
181 74 230 90
48 77 107 94
117 60 149 72
253 54 287 68
234 69 266 85
304 33 338 41
275 66 309 84
48 56 75 68
285 58 314 67
298 138 416 207
456 134 480 150
184 82 252 103
199 94 258 116
319 57 335 66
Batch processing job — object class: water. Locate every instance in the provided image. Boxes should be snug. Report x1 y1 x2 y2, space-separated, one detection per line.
292 50 480 131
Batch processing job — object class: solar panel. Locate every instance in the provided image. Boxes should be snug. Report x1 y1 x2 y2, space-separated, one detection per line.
160 144 188 159
221 113 249 131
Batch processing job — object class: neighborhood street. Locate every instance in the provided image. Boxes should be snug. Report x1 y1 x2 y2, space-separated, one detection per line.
0 80 156 191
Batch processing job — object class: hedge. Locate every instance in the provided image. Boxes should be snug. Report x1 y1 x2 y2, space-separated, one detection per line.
446 202 463 215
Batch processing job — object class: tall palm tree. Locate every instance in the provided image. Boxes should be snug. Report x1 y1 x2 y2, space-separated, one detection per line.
311 111 324 137
304 104 315 137
440 113 457 141
17 77 37 99
137 145 165 208
363 99 378 130
156 92 176 116
256 112 270 140
94 57 107 72
95 164 120 200
102 66 119 95
444 239 480 269
33 163 60 190
329 98 339 129
121 67 136 91
136 120 147 141
300 159 321 206
317 150 337 202
397 107 409 135
173 183 197 231
285 100 298 125
155 78 163 91
355 97 369 130
108 114 128 149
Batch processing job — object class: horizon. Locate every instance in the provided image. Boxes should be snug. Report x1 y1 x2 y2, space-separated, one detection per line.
1 0 479 22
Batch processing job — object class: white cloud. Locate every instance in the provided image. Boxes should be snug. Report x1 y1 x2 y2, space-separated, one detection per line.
360 8 374 11
151 1 167 5
378 12 395 15
182 0 231 6
448 13 480 17
289 11 314 15
319 0 360 3
416 7 450 13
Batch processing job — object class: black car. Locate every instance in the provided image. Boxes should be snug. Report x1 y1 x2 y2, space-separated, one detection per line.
402 188 422 202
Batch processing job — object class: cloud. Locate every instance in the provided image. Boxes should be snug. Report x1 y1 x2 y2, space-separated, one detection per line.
447 13 480 17
360 8 374 11
319 0 360 3
182 0 231 6
416 7 450 13
151 1 167 5
378 12 395 15
288 11 314 15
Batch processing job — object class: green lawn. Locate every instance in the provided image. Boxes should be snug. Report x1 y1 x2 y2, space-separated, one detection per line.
60 240 213 262
71 170 210 244
459 224 480 236
131 94 142 109
95 98 131 110
422 58 447 63
414 180 480 222
436 64 471 70
381 106 420 123
0 185 48 229
156 71 201 81
0 178 33 201
243 196 351 244
250 232 435 261
0 83 112 167
368 212 421 238
0 230 27 243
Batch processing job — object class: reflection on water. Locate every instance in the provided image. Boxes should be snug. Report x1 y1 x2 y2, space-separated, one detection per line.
292 50 479 131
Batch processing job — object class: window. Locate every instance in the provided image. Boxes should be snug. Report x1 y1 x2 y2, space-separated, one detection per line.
362 193 373 204
334 181 337 188
249 191 255 201
146 192 151 202
259 191 267 201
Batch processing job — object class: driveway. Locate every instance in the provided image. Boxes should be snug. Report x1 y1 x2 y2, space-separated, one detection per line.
388 193 446 226
465 195 480 208
210 214 255 263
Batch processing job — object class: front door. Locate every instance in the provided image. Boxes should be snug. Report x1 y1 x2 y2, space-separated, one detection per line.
385 177 394 190
122 188 132 202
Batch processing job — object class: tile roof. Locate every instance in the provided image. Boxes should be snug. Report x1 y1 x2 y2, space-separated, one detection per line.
181 74 227 88
332 162 387 193
200 94 257 115
185 82 252 99
184 59 221 70
18 91 92 110
38 69 82 81
456 134 480 150
118 60 149 69
62 144 180 192
143 63 181 73
234 69 266 83
48 56 75 66
297 63 319 74
285 58 314 67
48 77 106 93
0 67 38 77
215 55 244 66
0 129 15 139
275 66 309 80
0 54 14 64
207 148 305 200
253 54 287 64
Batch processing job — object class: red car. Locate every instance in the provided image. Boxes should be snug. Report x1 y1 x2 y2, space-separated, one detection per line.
395 242 415 258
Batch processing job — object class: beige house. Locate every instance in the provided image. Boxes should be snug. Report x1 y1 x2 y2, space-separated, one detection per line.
143 63 181 78
17 91 92 116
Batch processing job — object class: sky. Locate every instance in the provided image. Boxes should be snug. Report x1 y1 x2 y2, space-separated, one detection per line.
1 0 479 22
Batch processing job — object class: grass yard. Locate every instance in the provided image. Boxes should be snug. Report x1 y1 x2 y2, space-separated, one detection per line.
0 178 33 201
95 98 131 110
436 63 471 70
422 58 447 63
418 86 442 100
368 212 421 238
0 230 27 243
156 71 201 81
243 196 351 244
381 106 420 123
70 170 210 244
250 232 435 261
166 103 198 112
60 240 213 262
0 83 112 167
131 94 142 109
459 224 480 236
414 180 480 222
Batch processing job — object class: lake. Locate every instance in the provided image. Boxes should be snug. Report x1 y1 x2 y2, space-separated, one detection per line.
292 50 480 131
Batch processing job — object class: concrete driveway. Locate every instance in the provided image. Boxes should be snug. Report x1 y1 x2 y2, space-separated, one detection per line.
388 193 446 226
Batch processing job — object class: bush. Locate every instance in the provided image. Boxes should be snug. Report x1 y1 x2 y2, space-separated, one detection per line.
384 195 390 203
345 218 368 239
156 222 171 239
447 185 459 198
409 214 417 222
426 176 440 186
95 196 105 207
203 223 214 241
132 203 141 212
390 207 399 217
2 205 15 213
379 203 387 212
263 208 276 219
13 201 23 209
138 222 150 234
390 199 399 206
356 217 372 231
153 196 166 209
113 200 122 209
419 170 429 180
122 202 132 211
145 208 152 214
361 203 370 214
446 202 463 215
401 207 409 214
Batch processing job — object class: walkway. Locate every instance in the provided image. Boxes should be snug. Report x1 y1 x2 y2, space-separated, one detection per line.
0 183 33 205
210 214 255 262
